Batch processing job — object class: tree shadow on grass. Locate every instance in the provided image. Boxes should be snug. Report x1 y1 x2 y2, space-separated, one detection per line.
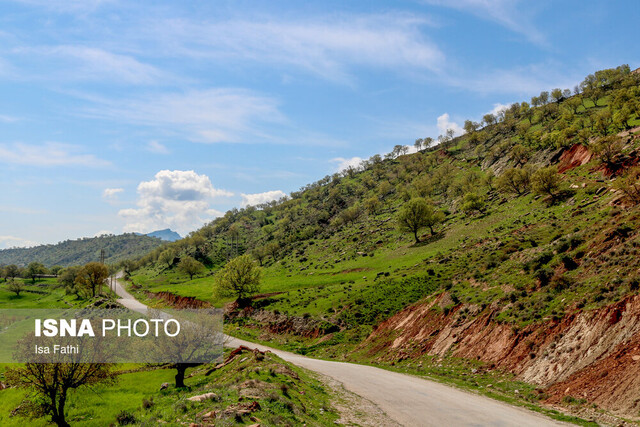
412 232 445 247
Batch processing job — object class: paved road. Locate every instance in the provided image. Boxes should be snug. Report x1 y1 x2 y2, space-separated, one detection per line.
112 275 567 427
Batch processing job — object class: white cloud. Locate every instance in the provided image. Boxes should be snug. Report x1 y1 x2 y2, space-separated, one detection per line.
436 113 464 137
240 190 287 207
119 170 233 235
94 230 114 237
102 188 124 199
14 45 167 84
331 157 363 173
0 142 110 167
422 0 545 45
489 103 510 116
0 235 38 249
145 14 444 83
82 88 285 144
146 140 169 154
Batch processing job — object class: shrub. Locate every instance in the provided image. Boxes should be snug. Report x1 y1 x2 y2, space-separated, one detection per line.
116 410 136 426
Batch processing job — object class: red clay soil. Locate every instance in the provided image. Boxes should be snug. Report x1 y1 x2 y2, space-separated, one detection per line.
557 144 593 173
145 291 211 309
360 293 640 418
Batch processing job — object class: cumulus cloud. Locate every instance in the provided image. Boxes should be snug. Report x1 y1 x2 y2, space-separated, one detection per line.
331 156 363 172
119 170 233 235
0 142 110 167
146 140 169 154
240 190 287 207
436 113 464 137
0 235 38 249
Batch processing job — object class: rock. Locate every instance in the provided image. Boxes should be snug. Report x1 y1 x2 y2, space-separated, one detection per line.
160 382 169 390
632 355 640 361
187 392 219 402
202 410 216 420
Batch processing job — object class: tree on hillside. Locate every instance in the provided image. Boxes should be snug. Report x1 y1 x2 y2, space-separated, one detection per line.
497 168 531 196
251 246 268 266
591 136 623 167
364 196 382 215
511 144 529 167
265 242 280 261
414 138 424 151
75 262 109 298
397 198 445 243
25 262 46 283
158 249 175 268
7 278 24 297
6 363 115 427
58 266 81 297
531 166 561 199
178 256 205 280
614 167 640 205
216 254 261 304
461 193 486 215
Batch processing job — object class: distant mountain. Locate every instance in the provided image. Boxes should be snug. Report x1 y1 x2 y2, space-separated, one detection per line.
0 233 166 267
146 229 181 242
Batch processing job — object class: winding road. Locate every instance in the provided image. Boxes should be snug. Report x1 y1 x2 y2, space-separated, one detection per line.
113 275 567 427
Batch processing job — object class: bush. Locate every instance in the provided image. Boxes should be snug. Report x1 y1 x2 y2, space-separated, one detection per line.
116 410 136 426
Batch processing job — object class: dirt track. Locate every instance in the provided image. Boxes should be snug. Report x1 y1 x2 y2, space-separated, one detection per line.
113 275 567 426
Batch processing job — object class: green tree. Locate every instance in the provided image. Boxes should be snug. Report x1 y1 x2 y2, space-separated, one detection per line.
397 198 445 243
6 363 115 427
158 249 175 268
216 254 261 304
591 136 623 167
510 144 529 167
6 278 24 297
177 256 205 280
58 266 81 297
531 166 561 198
251 246 268 266
3 264 20 280
614 167 640 205
364 196 382 215
461 193 486 214
25 262 46 283
75 262 109 298
497 168 531 196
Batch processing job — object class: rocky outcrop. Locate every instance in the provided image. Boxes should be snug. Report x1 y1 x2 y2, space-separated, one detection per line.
361 293 640 417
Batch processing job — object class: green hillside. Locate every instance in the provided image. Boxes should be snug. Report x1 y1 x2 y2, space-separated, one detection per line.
122 64 640 422
129 64 640 317
0 233 166 268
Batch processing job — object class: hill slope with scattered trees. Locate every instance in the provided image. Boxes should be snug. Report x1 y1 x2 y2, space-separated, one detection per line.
0 233 166 268
126 65 640 422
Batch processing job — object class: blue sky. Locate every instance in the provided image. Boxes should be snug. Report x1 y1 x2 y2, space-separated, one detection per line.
0 0 637 248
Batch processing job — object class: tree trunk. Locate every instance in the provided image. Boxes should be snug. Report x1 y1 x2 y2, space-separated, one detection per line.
413 230 420 243
175 364 187 388
51 393 70 427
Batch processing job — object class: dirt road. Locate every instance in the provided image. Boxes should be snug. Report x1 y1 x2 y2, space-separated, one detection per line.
113 275 567 426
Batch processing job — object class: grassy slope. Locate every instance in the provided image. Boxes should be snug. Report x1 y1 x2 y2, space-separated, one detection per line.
0 351 338 426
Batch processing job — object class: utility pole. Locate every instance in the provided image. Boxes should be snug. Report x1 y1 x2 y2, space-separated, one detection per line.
99 249 105 295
